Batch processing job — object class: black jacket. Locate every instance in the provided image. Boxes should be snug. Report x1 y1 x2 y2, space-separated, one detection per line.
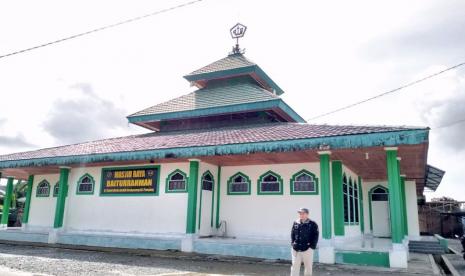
291 219 319 251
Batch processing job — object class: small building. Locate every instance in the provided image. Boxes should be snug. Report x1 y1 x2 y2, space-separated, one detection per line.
0 28 443 268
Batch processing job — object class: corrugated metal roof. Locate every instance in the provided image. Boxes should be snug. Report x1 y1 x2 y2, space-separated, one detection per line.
128 81 279 117
424 165 445 191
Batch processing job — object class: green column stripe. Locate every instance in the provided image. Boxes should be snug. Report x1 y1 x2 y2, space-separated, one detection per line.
22 175 34 223
401 177 408 236
54 167 69 228
186 160 199 234
386 150 403 244
368 189 373 232
198 184 203 230
1 177 14 225
358 176 365 234
396 160 406 238
210 173 215 228
331 161 344 236
319 153 332 239
215 166 221 228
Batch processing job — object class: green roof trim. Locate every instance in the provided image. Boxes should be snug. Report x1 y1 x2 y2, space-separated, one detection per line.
0 129 428 169
128 99 306 124
184 65 284 95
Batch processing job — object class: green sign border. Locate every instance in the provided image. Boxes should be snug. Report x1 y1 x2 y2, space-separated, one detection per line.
100 165 161 196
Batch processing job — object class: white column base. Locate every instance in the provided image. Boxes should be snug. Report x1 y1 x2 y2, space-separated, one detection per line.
333 236 345 248
318 239 335 264
181 234 195 252
48 229 61 244
389 243 408 268
0 224 7 230
402 238 410 260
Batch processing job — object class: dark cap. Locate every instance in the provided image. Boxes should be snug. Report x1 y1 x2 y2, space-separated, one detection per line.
297 208 309 214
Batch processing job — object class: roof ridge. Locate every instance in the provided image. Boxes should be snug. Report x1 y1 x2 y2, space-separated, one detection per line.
300 123 428 130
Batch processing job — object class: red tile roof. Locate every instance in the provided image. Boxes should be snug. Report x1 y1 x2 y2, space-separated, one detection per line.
0 123 426 162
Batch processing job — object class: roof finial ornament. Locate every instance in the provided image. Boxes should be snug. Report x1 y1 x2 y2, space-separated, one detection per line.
230 23 247 55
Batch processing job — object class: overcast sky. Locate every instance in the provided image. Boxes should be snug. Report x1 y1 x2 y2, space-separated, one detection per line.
0 0 464 200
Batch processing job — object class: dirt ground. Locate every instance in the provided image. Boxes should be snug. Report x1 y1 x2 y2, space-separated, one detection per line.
0 243 433 275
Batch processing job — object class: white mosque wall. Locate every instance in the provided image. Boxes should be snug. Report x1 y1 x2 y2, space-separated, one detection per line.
219 162 322 240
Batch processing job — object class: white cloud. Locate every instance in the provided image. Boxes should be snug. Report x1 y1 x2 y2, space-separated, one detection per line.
42 83 136 145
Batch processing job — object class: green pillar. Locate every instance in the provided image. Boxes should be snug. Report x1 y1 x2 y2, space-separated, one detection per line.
319 151 332 240
215 166 221 229
186 160 199 234
331 160 344 236
396 159 406 238
385 148 403 244
400 175 408 237
358 176 365 234
22 175 34 224
53 167 70 228
1 177 14 226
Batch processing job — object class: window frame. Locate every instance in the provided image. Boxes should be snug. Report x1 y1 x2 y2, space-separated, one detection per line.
348 177 355 223
76 173 95 195
227 172 251 195
201 171 214 191
257 170 283 195
165 169 188 193
289 169 319 195
53 181 60 197
36 180 50 197
343 174 350 223
353 179 359 223
344 175 361 225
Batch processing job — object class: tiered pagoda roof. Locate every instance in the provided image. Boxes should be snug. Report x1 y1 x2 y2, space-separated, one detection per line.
128 53 301 131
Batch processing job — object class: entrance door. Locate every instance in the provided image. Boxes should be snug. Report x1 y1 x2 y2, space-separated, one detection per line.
370 186 391 237
198 171 214 236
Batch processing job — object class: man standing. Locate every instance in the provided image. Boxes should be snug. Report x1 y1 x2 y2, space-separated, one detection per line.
291 208 319 276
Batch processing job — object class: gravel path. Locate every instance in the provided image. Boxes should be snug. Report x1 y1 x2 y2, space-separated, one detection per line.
0 243 431 275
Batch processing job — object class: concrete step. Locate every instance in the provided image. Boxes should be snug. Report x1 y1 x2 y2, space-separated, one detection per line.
409 241 441 245
408 240 445 254
409 245 444 249
409 249 445 254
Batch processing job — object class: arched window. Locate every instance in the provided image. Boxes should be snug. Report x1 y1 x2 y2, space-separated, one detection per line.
165 170 188 193
76 174 95 195
343 175 349 223
201 171 213 191
227 172 251 195
36 180 50 197
371 186 388 201
343 174 360 224
290 170 318 195
257 171 283 195
349 178 355 223
53 182 60 197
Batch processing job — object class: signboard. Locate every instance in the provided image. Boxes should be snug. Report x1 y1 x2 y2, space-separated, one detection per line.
100 165 160 196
